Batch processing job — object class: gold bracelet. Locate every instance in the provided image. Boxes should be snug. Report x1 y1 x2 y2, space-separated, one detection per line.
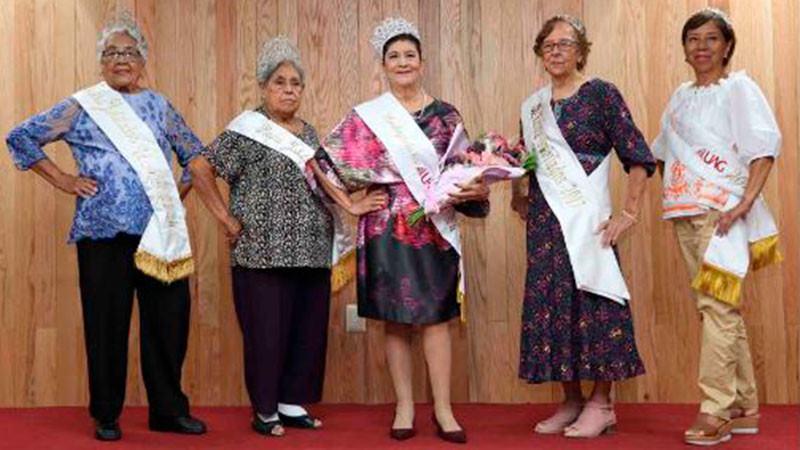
621 209 639 223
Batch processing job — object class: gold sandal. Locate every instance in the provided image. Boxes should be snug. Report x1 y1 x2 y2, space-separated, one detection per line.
729 408 759 435
684 413 733 446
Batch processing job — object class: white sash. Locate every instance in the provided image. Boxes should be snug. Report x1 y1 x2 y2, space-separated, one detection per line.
354 93 465 304
521 86 630 304
73 82 193 282
225 110 354 266
662 121 780 303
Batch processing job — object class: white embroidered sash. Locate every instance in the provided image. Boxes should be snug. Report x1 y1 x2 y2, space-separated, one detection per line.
662 121 779 297
354 93 465 303
73 82 193 282
225 110 353 266
521 86 630 304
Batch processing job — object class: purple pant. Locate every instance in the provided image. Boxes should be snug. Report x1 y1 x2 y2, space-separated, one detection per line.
232 266 331 415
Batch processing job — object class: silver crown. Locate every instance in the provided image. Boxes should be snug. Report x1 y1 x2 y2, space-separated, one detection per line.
257 36 303 84
553 14 586 35
699 7 733 27
370 17 420 56
101 9 138 33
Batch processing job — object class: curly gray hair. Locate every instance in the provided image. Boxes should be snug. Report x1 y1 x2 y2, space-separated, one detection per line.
96 12 148 62
257 37 304 86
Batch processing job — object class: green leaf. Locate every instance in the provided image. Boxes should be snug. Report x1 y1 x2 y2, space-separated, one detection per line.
407 207 426 226
522 152 538 171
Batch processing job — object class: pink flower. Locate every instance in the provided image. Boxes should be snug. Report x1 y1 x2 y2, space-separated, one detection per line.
408 130 536 227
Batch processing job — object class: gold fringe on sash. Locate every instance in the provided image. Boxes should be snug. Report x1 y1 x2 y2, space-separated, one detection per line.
691 262 743 307
134 250 195 284
749 235 783 271
330 250 356 293
691 235 782 307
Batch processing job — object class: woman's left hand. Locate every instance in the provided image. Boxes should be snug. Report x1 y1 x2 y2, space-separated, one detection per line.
347 189 389 216
596 214 637 248
714 201 751 236
449 175 490 204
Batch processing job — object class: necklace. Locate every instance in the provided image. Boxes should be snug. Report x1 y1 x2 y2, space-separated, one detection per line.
411 89 429 120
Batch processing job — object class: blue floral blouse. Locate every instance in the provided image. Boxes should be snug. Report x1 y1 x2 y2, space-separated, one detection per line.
5 89 201 243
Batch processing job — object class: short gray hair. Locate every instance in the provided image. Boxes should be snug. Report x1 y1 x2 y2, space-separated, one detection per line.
257 37 304 85
96 12 148 62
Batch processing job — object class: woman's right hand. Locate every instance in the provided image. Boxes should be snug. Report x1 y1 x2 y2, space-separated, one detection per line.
58 174 98 198
222 215 243 245
347 189 388 216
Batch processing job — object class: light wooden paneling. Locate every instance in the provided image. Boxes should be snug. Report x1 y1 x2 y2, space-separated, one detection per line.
1 0 797 407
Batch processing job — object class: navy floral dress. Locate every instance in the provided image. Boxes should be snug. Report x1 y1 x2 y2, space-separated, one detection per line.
519 79 654 383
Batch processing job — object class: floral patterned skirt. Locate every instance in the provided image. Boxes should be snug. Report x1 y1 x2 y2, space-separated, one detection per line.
519 180 646 383
356 183 460 325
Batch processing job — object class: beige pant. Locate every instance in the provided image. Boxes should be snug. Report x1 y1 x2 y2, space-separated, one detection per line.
673 211 758 419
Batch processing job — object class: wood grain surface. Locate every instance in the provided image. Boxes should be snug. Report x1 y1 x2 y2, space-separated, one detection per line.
1 0 797 406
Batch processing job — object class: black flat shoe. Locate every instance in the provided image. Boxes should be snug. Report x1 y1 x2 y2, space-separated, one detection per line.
95 421 121 441
252 415 285 437
278 412 322 429
432 413 467 444
148 415 207 434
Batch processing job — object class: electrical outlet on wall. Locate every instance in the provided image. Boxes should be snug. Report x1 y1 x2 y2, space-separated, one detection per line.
345 304 366 332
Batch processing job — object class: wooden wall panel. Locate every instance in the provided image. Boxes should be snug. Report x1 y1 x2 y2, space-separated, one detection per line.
1 0 797 407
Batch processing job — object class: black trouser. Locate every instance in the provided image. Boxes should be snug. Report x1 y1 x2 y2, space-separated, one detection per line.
77 234 191 423
232 267 331 416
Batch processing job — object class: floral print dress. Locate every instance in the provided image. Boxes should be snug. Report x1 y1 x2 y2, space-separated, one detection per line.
317 99 488 325
519 79 655 383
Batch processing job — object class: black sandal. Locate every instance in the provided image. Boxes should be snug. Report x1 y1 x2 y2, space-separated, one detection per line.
252 416 285 437
278 412 323 429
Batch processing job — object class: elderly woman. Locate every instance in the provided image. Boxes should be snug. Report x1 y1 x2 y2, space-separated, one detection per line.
188 37 384 437
311 18 489 444
652 9 781 446
511 15 654 438
5 15 205 441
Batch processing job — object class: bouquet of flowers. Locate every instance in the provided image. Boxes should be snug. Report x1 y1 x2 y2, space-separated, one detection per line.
407 124 537 226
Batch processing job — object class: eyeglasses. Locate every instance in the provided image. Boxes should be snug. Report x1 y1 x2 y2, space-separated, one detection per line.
540 40 578 54
101 49 142 62
269 79 304 92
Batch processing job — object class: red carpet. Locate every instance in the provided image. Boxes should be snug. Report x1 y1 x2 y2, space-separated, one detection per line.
0 403 797 449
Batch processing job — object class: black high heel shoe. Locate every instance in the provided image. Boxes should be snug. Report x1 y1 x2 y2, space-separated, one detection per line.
432 413 467 444
389 415 416 441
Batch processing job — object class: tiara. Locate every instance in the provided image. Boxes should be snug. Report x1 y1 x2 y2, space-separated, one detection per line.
259 36 301 69
256 36 302 83
699 7 733 27
102 9 137 30
370 17 420 56
553 14 586 35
